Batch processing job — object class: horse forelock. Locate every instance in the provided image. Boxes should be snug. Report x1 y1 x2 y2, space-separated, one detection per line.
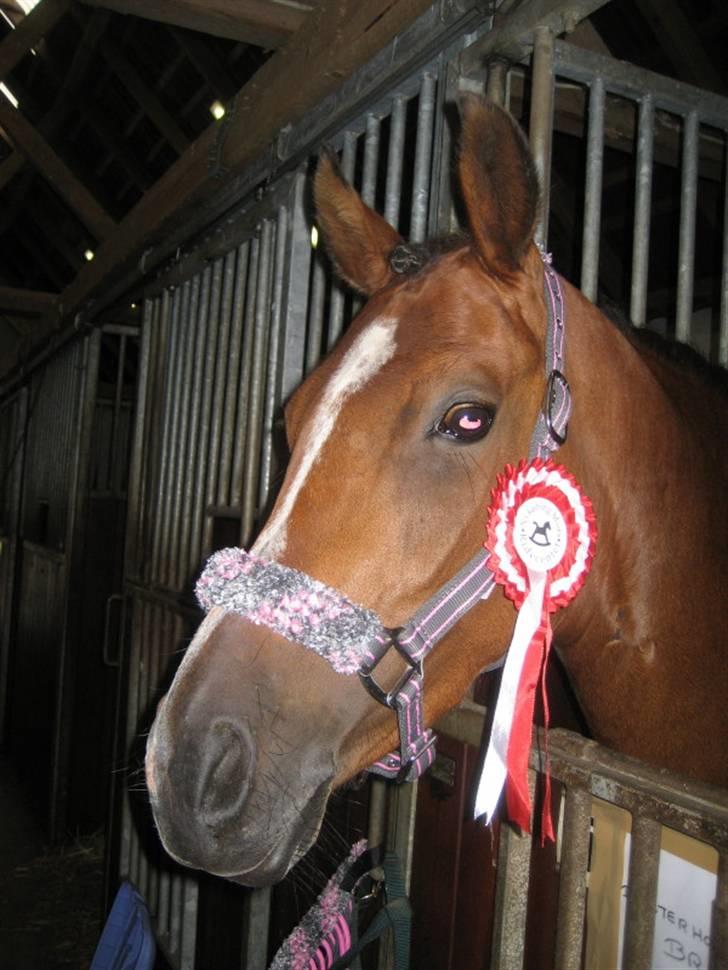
253 317 399 560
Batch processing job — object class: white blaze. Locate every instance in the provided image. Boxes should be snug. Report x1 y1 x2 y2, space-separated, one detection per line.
253 319 398 560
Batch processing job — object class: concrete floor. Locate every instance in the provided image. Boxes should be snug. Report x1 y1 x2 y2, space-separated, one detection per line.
0 753 105 969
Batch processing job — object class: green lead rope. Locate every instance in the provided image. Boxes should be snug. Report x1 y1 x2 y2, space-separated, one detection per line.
330 851 412 970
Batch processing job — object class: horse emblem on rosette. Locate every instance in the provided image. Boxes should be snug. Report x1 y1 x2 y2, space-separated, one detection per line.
145 97 728 887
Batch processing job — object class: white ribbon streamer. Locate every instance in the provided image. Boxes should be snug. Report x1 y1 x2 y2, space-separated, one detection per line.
473 568 546 822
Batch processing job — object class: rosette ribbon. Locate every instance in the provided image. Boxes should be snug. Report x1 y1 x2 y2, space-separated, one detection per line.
473 458 597 840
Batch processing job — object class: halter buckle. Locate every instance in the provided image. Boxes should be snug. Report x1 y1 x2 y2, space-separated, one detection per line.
359 628 423 709
543 369 570 446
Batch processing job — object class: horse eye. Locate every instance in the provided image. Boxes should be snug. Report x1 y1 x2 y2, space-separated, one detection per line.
436 403 494 442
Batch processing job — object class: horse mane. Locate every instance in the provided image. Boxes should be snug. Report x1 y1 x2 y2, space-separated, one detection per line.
388 236 466 276
600 302 728 397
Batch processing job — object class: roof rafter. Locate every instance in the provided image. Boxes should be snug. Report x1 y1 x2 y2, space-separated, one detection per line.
0 0 71 81
0 285 58 314
0 97 116 240
77 0 311 49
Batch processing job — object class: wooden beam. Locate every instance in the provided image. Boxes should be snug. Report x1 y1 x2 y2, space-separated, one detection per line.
78 0 311 49
634 0 726 95
0 96 116 240
0 0 71 81
461 0 614 71
53 0 441 325
0 285 58 314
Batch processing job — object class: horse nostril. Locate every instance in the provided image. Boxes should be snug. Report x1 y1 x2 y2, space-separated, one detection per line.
195 719 256 830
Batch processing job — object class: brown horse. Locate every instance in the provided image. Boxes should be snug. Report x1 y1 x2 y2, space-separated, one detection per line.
145 97 728 886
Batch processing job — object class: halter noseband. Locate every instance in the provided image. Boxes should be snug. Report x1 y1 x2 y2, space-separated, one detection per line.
195 254 571 784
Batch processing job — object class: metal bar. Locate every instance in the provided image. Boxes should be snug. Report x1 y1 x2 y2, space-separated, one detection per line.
378 780 418 970
169 871 182 958
243 887 272 970
232 236 259 509
622 815 661 970
259 205 288 507
278 172 313 403
385 95 407 230
362 113 381 207
327 130 357 349
181 875 199 969
203 254 235 556
528 26 555 250
721 139 728 368
676 110 699 343
176 268 210 591
490 783 535 970
188 258 223 576
410 73 437 242
553 786 592 970
126 301 154 583
242 221 274 544
486 58 509 107
165 277 198 590
580 75 605 302
630 95 655 327
711 850 728 970
107 329 127 493
217 243 248 508
151 288 182 584
368 778 388 849
305 255 326 374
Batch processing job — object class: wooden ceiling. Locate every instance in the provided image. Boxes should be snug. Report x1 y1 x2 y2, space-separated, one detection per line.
0 0 727 382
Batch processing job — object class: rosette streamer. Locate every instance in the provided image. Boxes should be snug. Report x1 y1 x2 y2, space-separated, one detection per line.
474 458 597 839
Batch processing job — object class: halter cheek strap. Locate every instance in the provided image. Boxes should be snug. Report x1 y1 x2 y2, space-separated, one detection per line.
361 257 569 781
195 257 571 786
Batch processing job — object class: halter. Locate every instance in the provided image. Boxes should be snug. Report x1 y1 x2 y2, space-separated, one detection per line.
195 254 571 785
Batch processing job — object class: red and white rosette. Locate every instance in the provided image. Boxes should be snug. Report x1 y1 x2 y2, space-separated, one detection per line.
473 458 597 840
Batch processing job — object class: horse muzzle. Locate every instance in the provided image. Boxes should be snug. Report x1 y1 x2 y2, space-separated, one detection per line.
145 611 339 885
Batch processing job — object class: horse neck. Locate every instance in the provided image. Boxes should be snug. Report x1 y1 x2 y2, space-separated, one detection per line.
550 282 728 780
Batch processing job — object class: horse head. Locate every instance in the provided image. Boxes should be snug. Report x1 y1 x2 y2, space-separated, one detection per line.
145 98 563 885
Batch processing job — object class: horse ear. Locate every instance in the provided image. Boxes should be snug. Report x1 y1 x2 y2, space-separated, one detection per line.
458 96 540 276
314 150 403 296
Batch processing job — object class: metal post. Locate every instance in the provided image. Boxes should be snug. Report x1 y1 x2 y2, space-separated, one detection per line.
676 110 699 343
217 243 248 509
362 113 381 208
529 26 555 250
167 276 200 591
721 141 728 367
385 95 407 230
151 289 182 584
553 786 592 969
621 814 661 970
486 58 509 108
177 265 212 591
278 173 313 404
328 130 357 349
188 258 223 575
630 95 654 327
711 850 728 970
242 221 274 544
581 75 606 303
203 251 236 555
259 204 289 506
490 771 536 970
410 73 437 242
